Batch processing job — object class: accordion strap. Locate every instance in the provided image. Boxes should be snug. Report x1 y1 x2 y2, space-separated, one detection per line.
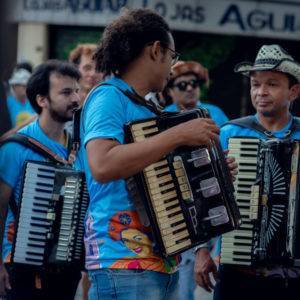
0 134 68 165
225 115 300 138
83 82 163 116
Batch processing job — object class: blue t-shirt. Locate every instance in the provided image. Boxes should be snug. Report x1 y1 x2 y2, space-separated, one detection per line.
80 77 180 272
213 114 300 261
164 101 228 127
220 114 300 149
6 94 36 127
0 119 75 262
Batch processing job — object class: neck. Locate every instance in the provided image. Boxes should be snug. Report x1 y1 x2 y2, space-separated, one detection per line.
121 61 152 97
38 112 66 146
257 111 291 132
79 88 89 103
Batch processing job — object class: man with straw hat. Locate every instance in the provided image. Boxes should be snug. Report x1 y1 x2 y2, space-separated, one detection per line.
194 44 300 300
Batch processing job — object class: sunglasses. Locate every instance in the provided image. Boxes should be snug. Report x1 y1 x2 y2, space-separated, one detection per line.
172 79 202 91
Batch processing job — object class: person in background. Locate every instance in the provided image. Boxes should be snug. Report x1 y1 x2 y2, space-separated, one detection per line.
69 43 104 103
163 60 228 300
164 60 228 126
6 68 36 128
195 44 300 300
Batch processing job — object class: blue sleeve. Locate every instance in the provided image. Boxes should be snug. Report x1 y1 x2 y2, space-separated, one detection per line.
83 87 126 146
220 125 231 151
0 143 24 188
213 107 228 127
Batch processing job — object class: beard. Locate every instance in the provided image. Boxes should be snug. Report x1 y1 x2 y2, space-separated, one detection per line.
49 107 73 123
48 97 79 123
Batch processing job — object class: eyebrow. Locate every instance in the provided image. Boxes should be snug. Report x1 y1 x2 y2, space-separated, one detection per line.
60 87 74 92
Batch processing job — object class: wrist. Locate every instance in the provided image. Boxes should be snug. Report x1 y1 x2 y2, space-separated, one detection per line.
166 124 185 148
194 245 209 255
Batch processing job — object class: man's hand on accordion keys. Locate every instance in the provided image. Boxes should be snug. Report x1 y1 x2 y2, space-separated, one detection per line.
172 118 220 148
224 150 238 182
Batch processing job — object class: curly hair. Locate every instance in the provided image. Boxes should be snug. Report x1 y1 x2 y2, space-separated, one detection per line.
94 8 171 76
69 43 97 66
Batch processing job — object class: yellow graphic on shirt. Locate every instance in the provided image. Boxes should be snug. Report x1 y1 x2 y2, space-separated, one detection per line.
16 112 34 126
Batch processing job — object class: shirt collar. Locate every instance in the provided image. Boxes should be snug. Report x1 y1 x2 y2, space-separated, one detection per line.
254 113 293 135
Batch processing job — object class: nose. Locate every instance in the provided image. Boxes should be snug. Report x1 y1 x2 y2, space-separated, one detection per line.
257 84 269 95
186 83 194 91
72 91 81 106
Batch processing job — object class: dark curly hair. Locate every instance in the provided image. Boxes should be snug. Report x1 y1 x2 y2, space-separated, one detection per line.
26 60 81 114
94 8 171 76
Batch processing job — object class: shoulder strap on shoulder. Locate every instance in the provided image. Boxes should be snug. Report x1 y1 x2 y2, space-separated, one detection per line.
0 133 67 165
224 116 274 138
83 82 162 115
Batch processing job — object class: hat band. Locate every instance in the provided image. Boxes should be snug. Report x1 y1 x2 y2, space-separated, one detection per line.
254 58 282 66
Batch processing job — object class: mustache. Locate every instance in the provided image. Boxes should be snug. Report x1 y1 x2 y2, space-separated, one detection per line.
67 103 80 111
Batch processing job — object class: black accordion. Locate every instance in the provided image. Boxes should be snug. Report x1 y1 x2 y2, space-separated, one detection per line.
221 137 300 267
125 109 241 256
11 160 89 268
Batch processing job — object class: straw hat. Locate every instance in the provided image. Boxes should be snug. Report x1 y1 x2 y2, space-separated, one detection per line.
235 44 300 83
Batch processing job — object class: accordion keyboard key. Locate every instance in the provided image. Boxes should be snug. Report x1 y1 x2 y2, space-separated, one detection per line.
165 239 192 254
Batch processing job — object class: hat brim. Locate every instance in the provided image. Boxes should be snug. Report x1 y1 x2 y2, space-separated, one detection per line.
235 59 300 83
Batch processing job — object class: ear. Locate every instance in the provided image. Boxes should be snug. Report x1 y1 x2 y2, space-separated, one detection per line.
149 41 163 62
36 94 48 111
289 83 300 102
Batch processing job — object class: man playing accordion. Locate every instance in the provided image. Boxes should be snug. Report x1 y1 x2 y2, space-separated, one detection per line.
195 44 300 300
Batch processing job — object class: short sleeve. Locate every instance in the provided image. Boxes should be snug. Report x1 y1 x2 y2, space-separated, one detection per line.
0 142 24 188
82 87 126 146
220 125 231 151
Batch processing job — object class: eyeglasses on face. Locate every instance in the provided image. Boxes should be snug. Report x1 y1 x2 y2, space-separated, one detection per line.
146 42 180 66
163 46 180 66
172 79 202 91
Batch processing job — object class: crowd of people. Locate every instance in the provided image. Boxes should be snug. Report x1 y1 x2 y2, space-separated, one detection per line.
1 7 300 300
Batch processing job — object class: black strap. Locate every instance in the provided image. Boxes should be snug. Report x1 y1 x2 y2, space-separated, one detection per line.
225 116 300 138
93 82 163 115
8 194 18 220
0 134 67 165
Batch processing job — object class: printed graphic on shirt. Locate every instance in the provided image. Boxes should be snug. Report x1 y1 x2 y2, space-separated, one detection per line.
108 210 179 273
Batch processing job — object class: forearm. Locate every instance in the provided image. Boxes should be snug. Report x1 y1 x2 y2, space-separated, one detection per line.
90 127 182 182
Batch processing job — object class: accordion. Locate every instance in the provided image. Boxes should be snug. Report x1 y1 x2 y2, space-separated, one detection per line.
221 137 300 267
125 109 241 256
11 160 89 268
